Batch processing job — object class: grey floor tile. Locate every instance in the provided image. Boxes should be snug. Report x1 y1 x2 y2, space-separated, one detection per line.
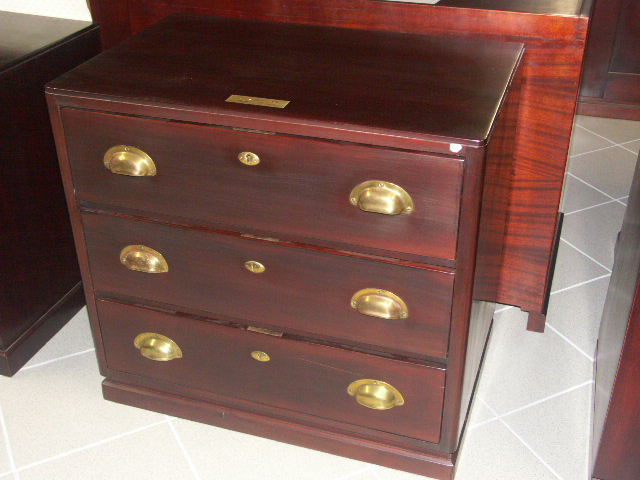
0 422 12 478
546 276 611 358
568 146 638 199
561 174 612 214
475 308 593 415
22 308 94 369
561 202 626 270
550 240 610 294
575 115 640 144
341 470 379 480
172 418 371 480
18 423 194 480
0 353 165 468
568 125 615 156
622 139 640 155
504 384 592 480
374 465 437 480
467 399 497 428
455 420 558 480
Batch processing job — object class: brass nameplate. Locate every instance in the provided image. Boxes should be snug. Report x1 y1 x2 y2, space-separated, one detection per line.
226 95 290 108
247 326 284 337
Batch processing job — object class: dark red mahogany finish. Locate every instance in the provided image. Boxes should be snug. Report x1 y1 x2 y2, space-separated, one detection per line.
0 12 99 376
86 0 592 331
98 300 447 443
578 0 640 120
592 152 640 480
47 15 523 478
82 212 455 360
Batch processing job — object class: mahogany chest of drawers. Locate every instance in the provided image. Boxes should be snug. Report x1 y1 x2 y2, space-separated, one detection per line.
47 15 523 478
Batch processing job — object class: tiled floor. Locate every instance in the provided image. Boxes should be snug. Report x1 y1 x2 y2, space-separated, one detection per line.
1 116 640 480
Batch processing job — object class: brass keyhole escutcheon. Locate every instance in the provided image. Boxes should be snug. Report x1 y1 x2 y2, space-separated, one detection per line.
245 260 266 273
251 351 270 362
347 379 404 410
238 151 260 166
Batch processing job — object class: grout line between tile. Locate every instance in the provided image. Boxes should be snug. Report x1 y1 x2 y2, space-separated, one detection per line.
20 348 95 372
500 381 593 420
166 417 202 480
472 382 593 431
565 173 619 203
550 273 611 296
546 323 594 362
560 238 612 273
368 464 383 480
573 123 639 149
619 143 640 155
563 199 618 216
569 144 618 158
479 399 565 480
15 419 169 474
0 406 19 480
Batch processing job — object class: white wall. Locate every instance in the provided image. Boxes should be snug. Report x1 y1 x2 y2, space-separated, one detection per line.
0 0 91 21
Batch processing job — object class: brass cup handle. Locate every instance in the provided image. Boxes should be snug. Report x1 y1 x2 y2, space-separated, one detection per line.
120 245 169 273
104 145 156 176
134 333 182 361
348 379 404 410
351 289 408 320
349 181 413 215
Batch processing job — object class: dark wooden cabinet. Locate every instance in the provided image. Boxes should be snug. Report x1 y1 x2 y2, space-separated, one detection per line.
48 15 523 478
85 0 591 332
592 151 640 480
0 12 100 376
579 0 640 119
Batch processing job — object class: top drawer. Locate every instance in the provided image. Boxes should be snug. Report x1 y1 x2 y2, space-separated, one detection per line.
61 108 464 262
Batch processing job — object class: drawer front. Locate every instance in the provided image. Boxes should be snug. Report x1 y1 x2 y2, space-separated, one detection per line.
83 212 454 359
63 108 463 262
97 299 446 443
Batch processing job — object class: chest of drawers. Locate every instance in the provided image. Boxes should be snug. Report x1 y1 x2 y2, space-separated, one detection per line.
47 14 523 478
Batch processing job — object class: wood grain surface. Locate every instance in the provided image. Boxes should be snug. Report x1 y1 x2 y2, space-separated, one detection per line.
82 212 455 360
84 0 591 322
97 299 447 443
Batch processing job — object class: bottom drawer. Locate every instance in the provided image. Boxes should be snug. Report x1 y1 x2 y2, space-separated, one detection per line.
97 300 446 443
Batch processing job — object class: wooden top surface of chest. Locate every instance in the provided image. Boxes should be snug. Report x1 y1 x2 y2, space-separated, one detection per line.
0 11 94 71
47 14 523 146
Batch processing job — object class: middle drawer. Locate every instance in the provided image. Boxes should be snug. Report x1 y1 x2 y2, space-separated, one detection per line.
82 212 454 360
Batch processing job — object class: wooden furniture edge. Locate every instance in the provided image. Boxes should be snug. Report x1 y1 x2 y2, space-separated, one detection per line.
0 283 85 376
103 379 456 478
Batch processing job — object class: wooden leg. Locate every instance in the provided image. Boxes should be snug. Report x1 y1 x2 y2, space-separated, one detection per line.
526 311 546 333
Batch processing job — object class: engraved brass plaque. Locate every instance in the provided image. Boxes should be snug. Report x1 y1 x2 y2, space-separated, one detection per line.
226 95 290 108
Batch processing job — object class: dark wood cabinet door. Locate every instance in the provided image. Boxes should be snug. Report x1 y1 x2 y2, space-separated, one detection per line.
592 152 640 479
579 0 640 119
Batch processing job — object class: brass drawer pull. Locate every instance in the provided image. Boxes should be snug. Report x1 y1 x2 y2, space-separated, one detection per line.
238 151 260 166
104 145 156 176
348 379 404 410
351 289 408 320
349 181 413 215
245 260 266 273
120 245 169 273
134 333 182 361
